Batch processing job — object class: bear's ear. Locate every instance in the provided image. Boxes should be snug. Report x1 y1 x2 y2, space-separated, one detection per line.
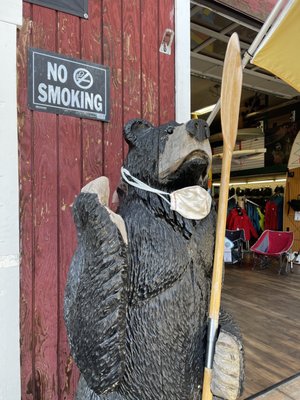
123 119 153 146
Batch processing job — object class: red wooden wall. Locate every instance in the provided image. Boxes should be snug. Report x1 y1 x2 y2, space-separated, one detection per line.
17 1 175 398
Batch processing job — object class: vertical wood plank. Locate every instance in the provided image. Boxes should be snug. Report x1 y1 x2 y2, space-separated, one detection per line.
103 0 124 198
159 0 175 124
18 3 34 399
123 0 142 123
141 0 159 125
57 12 82 400
122 0 142 162
31 6 58 399
81 0 103 183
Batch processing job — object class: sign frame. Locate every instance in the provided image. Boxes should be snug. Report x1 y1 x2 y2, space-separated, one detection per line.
24 0 89 19
28 48 110 122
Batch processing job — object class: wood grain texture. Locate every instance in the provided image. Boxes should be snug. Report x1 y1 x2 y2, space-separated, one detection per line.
283 168 300 251
141 0 159 125
57 116 82 400
159 0 175 124
31 6 58 400
222 258 300 399
18 2 176 398
122 0 142 164
81 0 103 183
57 11 82 400
18 3 34 399
122 0 142 123
253 375 300 399
103 0 124 199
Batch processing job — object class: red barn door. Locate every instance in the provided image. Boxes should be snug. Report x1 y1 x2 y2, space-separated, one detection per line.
17 1 175 399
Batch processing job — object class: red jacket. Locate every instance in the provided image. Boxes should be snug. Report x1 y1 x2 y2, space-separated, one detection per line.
227 208 258 241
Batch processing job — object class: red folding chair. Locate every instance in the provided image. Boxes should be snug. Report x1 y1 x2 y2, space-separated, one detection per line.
250 230 294 274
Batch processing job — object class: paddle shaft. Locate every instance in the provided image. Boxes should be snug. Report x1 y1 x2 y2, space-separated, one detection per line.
210 149 232 318
202 149 232 400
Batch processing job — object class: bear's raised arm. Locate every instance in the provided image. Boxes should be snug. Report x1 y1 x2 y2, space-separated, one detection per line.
64 190 128 395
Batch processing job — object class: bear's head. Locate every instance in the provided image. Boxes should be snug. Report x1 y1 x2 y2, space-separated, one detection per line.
123 118 212 192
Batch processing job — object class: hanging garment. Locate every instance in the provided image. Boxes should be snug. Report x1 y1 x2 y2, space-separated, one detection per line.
227 197 237 215
257 208 265 232
265 200 278 230
246 203 262 235
272 195 284 230
227 208 258 241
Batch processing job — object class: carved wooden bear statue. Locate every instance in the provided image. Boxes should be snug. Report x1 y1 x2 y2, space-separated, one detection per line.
64 119 244 400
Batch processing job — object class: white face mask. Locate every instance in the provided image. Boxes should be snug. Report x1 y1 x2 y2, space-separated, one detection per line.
121 167 212 220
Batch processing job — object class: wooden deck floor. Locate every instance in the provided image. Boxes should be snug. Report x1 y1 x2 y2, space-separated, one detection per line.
248 373 300 399
221 254 300 399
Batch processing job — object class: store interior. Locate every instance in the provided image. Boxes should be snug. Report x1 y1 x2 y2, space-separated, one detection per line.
190 2 300 398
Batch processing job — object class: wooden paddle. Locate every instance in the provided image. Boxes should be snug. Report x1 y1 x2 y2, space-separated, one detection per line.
202 32 243 400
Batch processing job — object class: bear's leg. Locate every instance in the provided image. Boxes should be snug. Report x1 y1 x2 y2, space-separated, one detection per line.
76 376 126 400
211 309 244 400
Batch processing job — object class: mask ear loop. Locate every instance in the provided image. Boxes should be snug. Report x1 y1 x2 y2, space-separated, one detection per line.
121 167 171 205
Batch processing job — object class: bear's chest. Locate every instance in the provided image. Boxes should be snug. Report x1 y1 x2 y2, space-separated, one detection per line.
120 201 215 303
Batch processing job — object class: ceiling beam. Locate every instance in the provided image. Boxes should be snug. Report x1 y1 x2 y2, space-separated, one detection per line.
191 22 249 49
191 51 295 85
245 99 300 119
190 0 261 32
192 22 238 53
191 52 299 99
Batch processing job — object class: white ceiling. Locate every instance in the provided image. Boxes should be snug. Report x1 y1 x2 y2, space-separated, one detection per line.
190 1 299 115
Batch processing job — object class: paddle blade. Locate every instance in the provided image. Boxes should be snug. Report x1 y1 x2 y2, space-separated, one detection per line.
220 33 243 152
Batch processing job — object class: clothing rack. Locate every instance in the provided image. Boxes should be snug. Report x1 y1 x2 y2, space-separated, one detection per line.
228 194 237 202
245 198 260 208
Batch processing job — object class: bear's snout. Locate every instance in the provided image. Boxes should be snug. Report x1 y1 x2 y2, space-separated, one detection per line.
186 119 210 142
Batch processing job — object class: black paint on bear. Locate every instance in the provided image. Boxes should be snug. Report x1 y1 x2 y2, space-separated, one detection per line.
64 119 243 400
